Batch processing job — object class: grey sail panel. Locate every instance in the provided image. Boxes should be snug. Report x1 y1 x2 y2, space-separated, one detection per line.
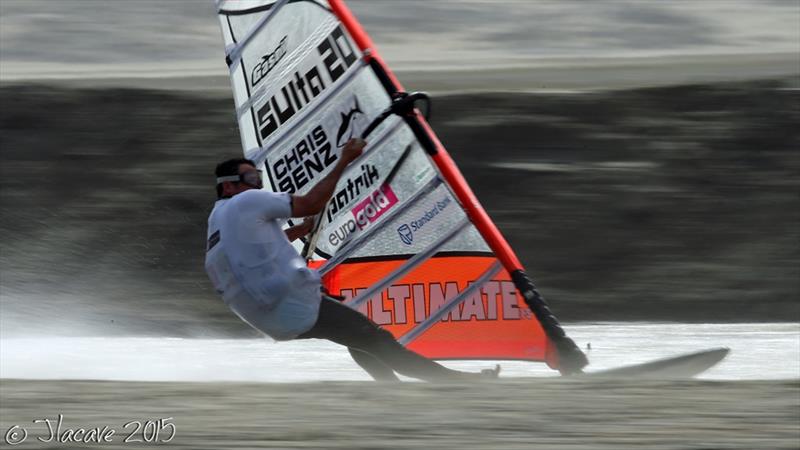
346 217 471 310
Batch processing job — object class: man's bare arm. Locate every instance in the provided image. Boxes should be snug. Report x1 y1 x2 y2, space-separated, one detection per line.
291 138 365 217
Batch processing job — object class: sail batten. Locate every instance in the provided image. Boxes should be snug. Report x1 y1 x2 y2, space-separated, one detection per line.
346 217 470 310
399 261 503 346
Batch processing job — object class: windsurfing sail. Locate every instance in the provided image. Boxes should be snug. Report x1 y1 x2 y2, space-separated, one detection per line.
215 0 587 374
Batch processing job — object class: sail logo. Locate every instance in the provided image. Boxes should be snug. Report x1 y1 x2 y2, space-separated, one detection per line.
397 224 413 245
326 164 379 223
335 96 365 147
251 35 288 88
352 184 398 229
255 25 358 142
328 184 398 247
396 196 452 245
270 125 337 193
269 97 367 195
339 279 534 326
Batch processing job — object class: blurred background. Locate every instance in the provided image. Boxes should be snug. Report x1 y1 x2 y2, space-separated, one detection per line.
0 0 798 337
1 3 798 449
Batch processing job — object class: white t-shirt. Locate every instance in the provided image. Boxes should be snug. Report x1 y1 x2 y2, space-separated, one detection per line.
204 189 321 340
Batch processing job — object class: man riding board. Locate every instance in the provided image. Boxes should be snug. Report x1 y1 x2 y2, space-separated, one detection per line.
205 138 498 381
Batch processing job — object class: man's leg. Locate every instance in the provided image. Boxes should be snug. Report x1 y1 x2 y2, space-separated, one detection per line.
311 291 399 381
298 296 487 382
347 348 400 382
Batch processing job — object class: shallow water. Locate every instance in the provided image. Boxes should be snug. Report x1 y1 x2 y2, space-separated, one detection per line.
2 323 797 382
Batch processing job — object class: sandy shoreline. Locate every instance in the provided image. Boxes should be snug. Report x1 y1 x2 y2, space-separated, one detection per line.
1 378 798 449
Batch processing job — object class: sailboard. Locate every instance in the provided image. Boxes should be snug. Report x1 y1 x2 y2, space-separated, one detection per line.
584 348 730 379
215 0 588 375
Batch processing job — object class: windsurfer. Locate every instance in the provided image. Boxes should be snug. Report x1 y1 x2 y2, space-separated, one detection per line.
204 138 498 381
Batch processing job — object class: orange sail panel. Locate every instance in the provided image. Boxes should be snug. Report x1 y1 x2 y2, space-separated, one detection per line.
324 255 552 361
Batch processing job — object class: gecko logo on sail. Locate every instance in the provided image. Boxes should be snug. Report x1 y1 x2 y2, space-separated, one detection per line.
251 35 288 88
397 196 452 245
328 184 398 247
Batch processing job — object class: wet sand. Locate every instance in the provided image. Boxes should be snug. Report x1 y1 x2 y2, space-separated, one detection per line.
1 378 798 449
1 76 798 337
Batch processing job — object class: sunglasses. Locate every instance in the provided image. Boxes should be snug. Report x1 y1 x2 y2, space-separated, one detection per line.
216 170 264 188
